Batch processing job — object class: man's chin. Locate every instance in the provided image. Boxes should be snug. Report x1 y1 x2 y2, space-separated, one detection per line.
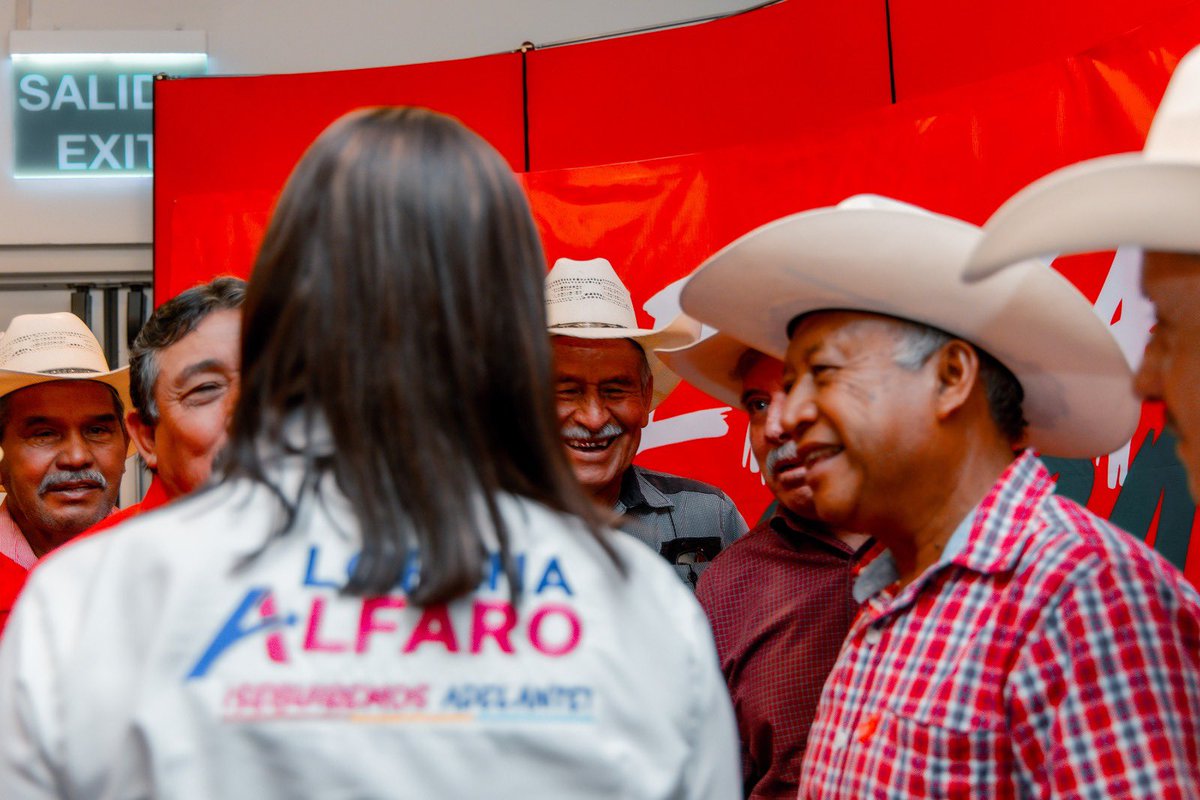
778 486 816 518
39 504 112 539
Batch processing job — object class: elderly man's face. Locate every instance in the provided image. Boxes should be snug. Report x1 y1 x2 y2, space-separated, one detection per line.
0 380 128 555
740 353 815 516
553 337 651 505
129 309 241 499
1135 251 1200 500
780 311 936 530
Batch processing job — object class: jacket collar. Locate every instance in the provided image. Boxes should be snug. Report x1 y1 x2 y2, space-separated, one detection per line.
614 466 674 513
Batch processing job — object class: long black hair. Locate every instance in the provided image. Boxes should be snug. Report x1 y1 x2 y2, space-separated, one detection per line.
221 107 611 605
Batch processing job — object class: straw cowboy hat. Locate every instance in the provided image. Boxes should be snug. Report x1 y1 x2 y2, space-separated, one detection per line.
546 257 700 409
678 195 1139 458
0 312 134 456
966 45 1200 278
657 325 764 408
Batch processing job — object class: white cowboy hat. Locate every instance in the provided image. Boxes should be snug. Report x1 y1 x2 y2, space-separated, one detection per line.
965 45 1200 278
0 312 134 456
546 257 700 409
657 325 764 408
679 195 1139 458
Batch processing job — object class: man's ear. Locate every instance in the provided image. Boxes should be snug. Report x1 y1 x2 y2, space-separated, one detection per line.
126 410 158 471
933 340 980 421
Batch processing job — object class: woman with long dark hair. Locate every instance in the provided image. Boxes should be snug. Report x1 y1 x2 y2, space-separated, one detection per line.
0 107 737 798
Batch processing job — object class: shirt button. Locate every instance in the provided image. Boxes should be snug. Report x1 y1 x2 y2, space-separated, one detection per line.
863 627 882 646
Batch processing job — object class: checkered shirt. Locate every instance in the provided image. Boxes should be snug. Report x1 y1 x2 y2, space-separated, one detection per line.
799 451 1200 799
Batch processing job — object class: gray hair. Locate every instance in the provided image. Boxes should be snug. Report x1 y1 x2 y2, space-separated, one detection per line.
130 276 246 425
631 340 652 395
891 318 1027 444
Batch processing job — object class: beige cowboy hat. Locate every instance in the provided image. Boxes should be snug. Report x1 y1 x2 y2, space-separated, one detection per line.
657 324 763 408
0 312 134 456
546 257 700 409
966 44 1200 278
679 195 1139 458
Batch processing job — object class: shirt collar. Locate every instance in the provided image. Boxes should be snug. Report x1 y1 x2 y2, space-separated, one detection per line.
140 475 172 512
614 466 674 513
853 450 1051 603
771 508 866 557
0 501 36 570
852 505 975 603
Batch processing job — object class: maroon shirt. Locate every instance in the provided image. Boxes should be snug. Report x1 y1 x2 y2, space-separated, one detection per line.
696 511 871 799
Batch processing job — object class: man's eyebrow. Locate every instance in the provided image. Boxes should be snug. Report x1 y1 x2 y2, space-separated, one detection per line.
14 415 58 428
800 343 823 362
17 412 118 428
177 358 233 383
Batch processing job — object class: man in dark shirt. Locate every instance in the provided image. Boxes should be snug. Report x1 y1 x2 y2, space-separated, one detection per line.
660 331 872 798
547 258 746 586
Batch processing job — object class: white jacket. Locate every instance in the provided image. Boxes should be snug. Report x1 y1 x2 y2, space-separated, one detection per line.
0 467 739 799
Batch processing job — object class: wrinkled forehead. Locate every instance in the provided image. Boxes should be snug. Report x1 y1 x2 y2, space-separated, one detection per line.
551 335 645 355
551 335 647 372
736 350 784 394
786 309 909 352
1142 250 1200 279
2 379 122 421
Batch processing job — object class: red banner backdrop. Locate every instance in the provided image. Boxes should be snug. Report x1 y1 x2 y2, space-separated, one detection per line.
523 0 891 170
153 54 525 306
152 3 1200 583
890 0 1197 99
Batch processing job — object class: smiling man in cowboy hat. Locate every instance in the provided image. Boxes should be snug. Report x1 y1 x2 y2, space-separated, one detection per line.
660 329 872 798
967 45 1200 505
547 257 747 586
682 195 1200 797
0 312 131 630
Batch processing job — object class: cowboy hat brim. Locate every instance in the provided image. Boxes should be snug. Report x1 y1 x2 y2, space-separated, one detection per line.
680 204 1139 459
0 367 136 458
966 156 1200 279
657 329 754 409
550 313 701 409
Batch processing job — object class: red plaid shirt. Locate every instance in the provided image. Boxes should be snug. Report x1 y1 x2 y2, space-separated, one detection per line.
799 451 1200 798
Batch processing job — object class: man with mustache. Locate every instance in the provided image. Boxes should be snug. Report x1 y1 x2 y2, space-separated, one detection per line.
0 313 131 631
682 195 1200 797
660 331 872 798
547 258 747 587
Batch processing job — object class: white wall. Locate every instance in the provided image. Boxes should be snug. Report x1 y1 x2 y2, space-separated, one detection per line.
0 0 754 276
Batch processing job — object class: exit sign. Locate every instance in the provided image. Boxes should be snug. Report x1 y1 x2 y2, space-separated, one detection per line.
10 31 206 179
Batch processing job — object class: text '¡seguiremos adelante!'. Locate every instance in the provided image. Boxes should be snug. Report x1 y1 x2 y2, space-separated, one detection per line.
221 682 596 725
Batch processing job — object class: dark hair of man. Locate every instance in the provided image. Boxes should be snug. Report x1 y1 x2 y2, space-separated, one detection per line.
222 107 612 606
129 276 247 425
890 319 1028 444
630 340 653 395
732 348 767 381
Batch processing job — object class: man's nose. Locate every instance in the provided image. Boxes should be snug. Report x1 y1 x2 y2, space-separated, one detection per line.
1133 338 1164 401
573 392 611 431
780 378 818 435
55 430 95 469
762 390 791 445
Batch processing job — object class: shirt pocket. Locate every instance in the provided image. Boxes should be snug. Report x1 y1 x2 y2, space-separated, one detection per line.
871 698 1016 797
